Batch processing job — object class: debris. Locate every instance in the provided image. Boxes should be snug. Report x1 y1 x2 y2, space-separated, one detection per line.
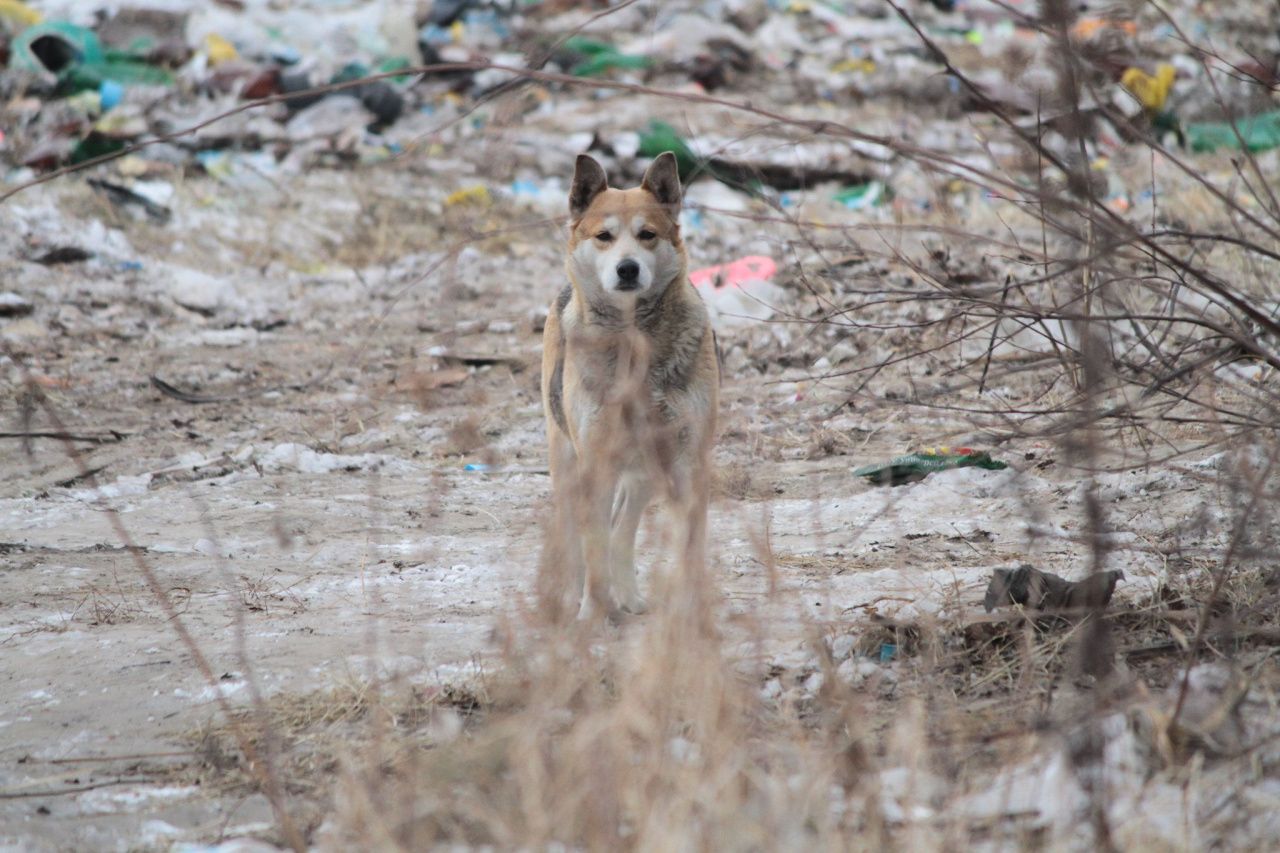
1121 64 1176 113
32 246 92 265
0 0 40 30
1187 110 1280 153
834 181 889 210
0 291 34 317
638 120 872 192
285 95 377 143
9 21 103 79
444 184 491 207
87 177 172 223
203 33 238 66
854 448 1008 485
689 255 784 328
982 565 1125 613
562 37 652 78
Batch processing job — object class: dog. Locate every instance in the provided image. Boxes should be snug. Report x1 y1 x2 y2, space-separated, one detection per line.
540 152 719 621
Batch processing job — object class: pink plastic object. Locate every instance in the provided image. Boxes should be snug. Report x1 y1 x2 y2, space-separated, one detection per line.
689 255 777 289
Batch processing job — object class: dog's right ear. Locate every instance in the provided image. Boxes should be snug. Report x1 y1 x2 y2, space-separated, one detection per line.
569 155 608 220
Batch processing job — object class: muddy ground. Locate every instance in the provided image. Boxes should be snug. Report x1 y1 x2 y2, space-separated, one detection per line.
2 6 1278 848
0 145 1239 850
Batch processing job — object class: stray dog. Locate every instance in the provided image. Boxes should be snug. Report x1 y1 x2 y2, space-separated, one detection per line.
541 152 719 620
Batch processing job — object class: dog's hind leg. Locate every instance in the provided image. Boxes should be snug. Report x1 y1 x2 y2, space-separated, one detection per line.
608 473 653 614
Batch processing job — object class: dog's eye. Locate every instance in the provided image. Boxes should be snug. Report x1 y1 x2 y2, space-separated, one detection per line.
637 229 656 240
595 231 613 242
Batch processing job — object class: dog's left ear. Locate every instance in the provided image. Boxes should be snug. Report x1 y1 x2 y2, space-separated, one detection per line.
641 151 682 210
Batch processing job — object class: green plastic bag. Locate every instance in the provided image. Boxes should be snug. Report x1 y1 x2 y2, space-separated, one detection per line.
854 448 1008 486
563 36 651 77
60 53 173 91
637 120 704 183
1186 110 1280 154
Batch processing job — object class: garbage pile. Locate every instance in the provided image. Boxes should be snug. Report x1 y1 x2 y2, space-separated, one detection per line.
0 0 1274 195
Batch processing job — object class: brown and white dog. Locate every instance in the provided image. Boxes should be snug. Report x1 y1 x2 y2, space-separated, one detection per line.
540 152 719 620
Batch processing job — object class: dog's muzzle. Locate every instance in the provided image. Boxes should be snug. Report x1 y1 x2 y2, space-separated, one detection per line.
615 258 641 291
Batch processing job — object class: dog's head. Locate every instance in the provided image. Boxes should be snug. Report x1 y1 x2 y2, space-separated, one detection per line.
566 152 685 304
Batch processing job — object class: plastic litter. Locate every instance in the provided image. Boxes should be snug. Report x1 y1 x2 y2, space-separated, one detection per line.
1187 111 1280 154
9 20 173 93
0 0 40 30
98 79 123 110
834 181 889 210
854 447 1008 485
445 185 491 207
689 256 777 290
689 255 783 328
203 33 237 66
637 120 704 183
562 36 651 78
1120 64 1175 112
9 21 103 76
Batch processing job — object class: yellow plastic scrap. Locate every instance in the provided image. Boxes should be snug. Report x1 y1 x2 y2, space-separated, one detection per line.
1121 64 1176 112
0 0 41 30
832 58 876 74
204 33 238 66
445 185 491 207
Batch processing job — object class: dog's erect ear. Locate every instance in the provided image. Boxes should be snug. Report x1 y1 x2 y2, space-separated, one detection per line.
569 155 608 220
641 151 682 210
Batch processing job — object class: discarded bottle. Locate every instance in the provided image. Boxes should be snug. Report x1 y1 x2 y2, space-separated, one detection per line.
853 447 1008 486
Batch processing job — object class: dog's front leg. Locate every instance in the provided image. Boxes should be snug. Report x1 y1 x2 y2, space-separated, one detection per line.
581 479 619 617
609 474 652 614
576 457 619 622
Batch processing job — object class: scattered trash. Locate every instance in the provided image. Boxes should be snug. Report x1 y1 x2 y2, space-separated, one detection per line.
463 462 492 472
983 565 1125 613
444 184 491 207
0 291 34 317
689 255 778 290
32 245 92 265
562 37 652 78
9 21 104 78
1121 64 1176 112
0 1 41 30
1187 110 1280 154
854 448 1008 485
834 181 889 210
638 120 704 183
203 33 238 66
689 255 784 328
637 120 871 192
87 177 172 223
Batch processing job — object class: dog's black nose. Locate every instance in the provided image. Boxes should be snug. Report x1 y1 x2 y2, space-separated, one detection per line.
616 259 640 282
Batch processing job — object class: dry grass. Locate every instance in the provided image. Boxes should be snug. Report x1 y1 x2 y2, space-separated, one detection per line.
13 4 1280 850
